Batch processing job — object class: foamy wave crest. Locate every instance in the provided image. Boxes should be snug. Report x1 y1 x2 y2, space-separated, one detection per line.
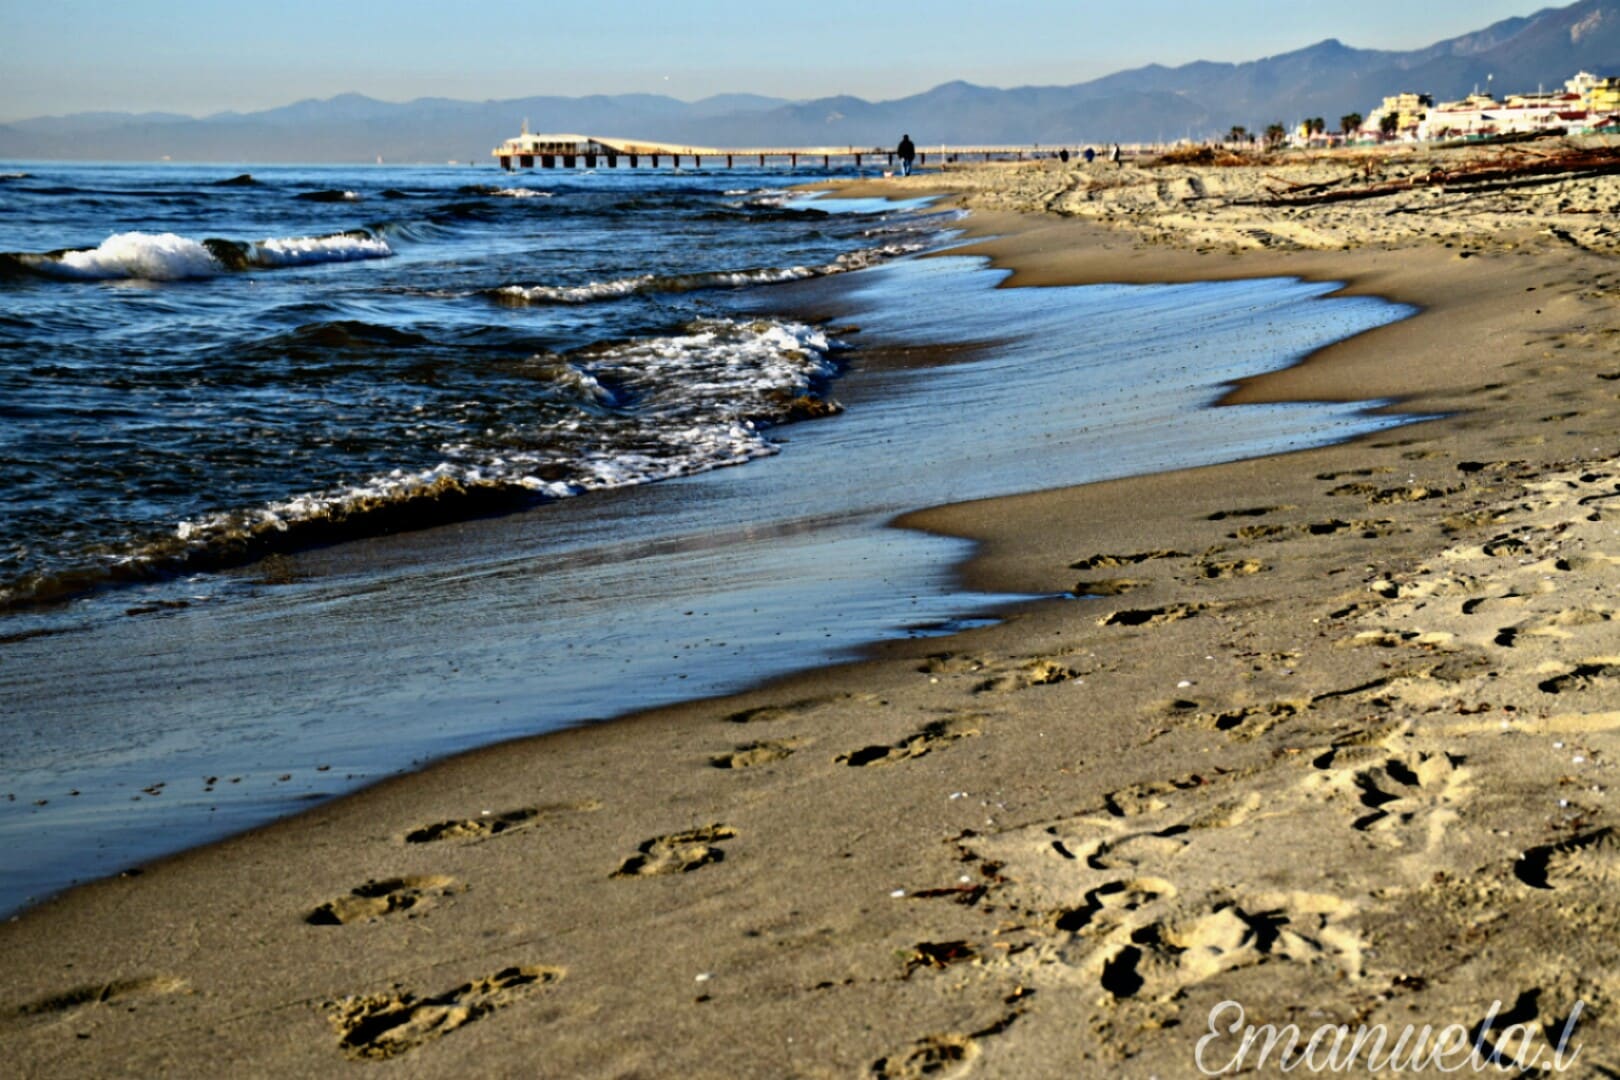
167 319 838 552
497 241 925 306
248 233 393 267
23 232 226 280
491 188 552 198
501 274 658 304
8 229 394 281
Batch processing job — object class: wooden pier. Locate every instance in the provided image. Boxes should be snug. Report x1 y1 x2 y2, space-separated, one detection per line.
492 131 1067 171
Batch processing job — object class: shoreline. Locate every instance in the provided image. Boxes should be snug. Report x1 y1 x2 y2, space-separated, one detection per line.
7 150 1620 1075
0 218 1403 920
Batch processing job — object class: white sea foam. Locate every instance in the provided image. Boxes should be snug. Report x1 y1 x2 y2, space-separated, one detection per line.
31 232 225 280
18 229 393 280
501 274 657 303
249 233 393 267
497 241 926 305
491 188 552 198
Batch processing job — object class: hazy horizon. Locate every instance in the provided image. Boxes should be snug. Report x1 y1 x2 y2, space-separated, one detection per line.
0 0 1555 124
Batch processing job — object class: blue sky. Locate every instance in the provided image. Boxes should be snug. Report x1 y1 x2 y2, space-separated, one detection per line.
0 0 1554 121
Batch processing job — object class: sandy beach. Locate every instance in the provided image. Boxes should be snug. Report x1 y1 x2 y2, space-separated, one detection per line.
6 139 1620 1076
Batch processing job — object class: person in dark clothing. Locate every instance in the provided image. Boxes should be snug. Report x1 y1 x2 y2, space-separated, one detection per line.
897 134 916 176
1059 148 1070 163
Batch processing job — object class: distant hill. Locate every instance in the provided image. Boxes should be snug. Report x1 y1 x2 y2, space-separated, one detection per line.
2 0 1617 162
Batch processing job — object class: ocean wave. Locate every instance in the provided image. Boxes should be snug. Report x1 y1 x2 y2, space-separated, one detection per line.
20 232 228 281
5 229 393 281
0 318 843 612
494 241 926 305
296 189 361 202
491 188 552 199
248 232 393 267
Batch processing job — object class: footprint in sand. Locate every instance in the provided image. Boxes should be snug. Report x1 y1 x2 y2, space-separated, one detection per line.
403 800 599 844
1316 467 1395 481
872 1010 1025 1080
1538 660 1620 695
1070 550 1187 570
872 1033 980 1080
327 965 563 1060
1195 558 1264 580
1496 608 1613 647
1205 505 1294 521
1515 828 1620 889
307 876 459 925
917 652 989 675
1303 518 1397 538
836 715 982 766
1230 523 1291 540
1341 628 1456 649
1052 877 1178 933
1093 892 1362 1002
1329 483 1451 505
613 824 735 877
1302 750 1470 851
723 692 877 725
1073 577 1150 597
901 940 978 978
974 659 1076 693
710 738 802 769
6 975 187 1022
1195 701 1303 740
1101 771 1238 818
1097 603 1206 628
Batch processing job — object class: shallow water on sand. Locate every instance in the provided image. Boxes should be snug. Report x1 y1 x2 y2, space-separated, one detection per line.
0 217 1415 915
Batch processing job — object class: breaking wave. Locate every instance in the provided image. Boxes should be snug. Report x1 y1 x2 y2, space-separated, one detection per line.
4 229 394 281
0 318 844 611
495 241 925 305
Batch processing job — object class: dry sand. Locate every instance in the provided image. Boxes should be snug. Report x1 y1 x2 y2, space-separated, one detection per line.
6 140 1620 1076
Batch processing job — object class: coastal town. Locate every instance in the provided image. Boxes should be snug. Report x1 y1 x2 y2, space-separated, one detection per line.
1279 69 1620 146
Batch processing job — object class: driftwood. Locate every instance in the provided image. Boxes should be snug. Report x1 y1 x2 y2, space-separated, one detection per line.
1237 147 1620 207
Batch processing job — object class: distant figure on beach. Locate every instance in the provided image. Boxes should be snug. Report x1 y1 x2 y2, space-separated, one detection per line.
897 134 916 176
1110 143 1122 167
1083 147 1096 164
1059 148 1070 163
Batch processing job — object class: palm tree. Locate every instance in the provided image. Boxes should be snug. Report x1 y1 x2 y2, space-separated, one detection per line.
1227 125 1249 144
1379 111 1400 139
1340 112 1363 136
1264 122 1288 149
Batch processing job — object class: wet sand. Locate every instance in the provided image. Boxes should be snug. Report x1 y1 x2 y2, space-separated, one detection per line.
6 144 1620 1075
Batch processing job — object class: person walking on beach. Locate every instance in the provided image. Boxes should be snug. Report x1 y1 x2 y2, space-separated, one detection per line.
1110 143 1122 167
897 134 916 176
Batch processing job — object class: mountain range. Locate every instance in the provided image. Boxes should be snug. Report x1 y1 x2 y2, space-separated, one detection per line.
3 0 1617 162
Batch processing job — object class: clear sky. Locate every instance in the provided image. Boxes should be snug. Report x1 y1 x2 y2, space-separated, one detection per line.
0 0 1557 122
